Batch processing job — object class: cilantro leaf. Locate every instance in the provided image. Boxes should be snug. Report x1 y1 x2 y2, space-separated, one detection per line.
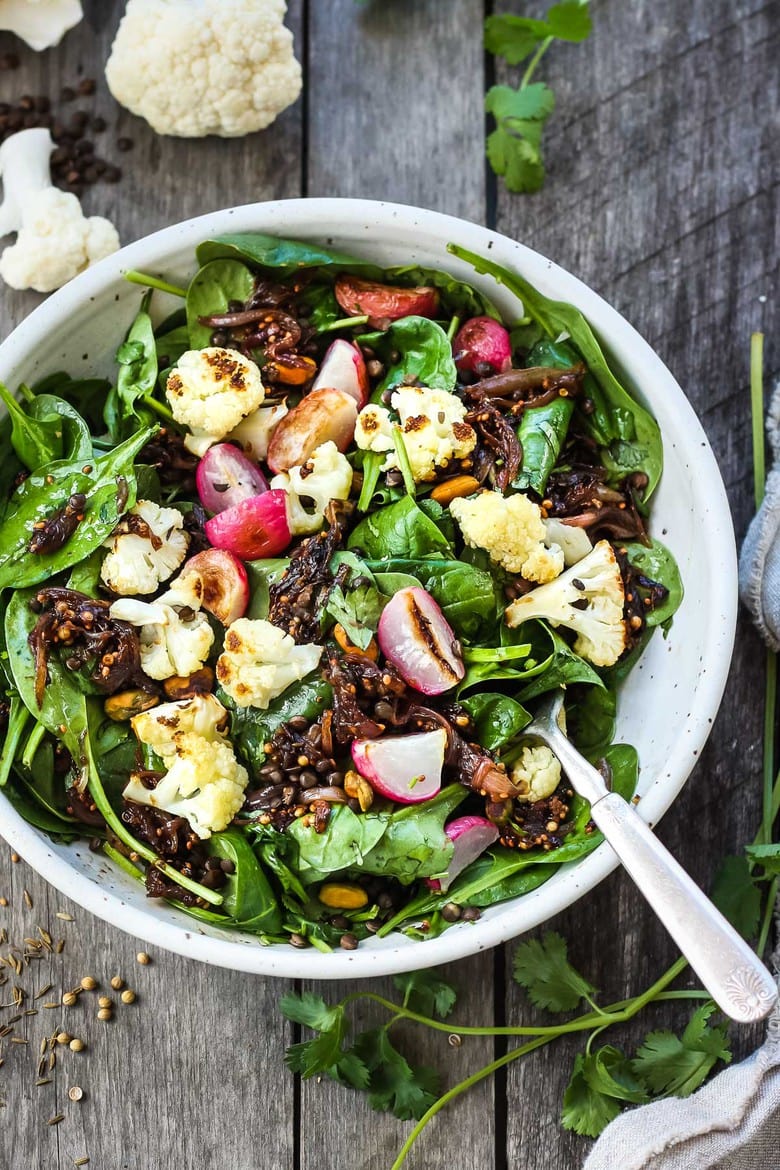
546 2 593 42
561 1053 622 1137
485 84 555 195
281 993 351 1079
279 991 340 1031
745 842 780 875
353 1027 440 1120
485 3 591 64
333 1050 372 1090
485 83 556 124
512 931 598 1011
711 855 762 939
581 1045 650 1104
393 969 457 1019
631 1003 731 1097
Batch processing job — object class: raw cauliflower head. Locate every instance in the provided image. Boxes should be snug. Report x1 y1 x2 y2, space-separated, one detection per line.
109 596 215 681
216 617 322 709
355 387 476 483
166 347 265 456
0 187 119 293
270 440 353 535
105 0 302 139
511 745 562 803
123 732 248 839
450 490 564 583
131 693 230 758
100 500 189 596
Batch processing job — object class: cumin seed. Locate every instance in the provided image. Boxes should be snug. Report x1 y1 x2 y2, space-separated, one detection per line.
35 1078 51 1087
35 984 53 1000
56 912 74 922
47 1113 64 1126
22 891 32 910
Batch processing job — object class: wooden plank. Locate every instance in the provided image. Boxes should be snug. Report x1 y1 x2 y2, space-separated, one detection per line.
301 5 496 1170
306 0 487 221
492 1 777 1165
0 3 305 1167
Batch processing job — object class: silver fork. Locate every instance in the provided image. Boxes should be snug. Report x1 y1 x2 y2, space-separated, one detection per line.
522 691 778 1023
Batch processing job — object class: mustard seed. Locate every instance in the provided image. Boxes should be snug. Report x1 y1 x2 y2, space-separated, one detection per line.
68 1085 83 1102
62 992 77 1007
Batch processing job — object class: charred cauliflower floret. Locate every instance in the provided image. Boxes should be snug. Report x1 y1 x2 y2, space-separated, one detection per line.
165 347 265 456
100 500 189 596
354 386 476 482
505 540 627 667
511 744 562 803
216 618 322 708
109 593 215 681
450 490 564 583
270 440 353 535
131 694 230 758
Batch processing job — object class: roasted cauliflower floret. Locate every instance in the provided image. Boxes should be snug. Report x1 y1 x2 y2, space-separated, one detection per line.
354 386 476 482
123 732 248 839
216 617 322 708
505 540 627 667
131 694 229 758
450 490 564 583
109 595 215 681
166 347 265 456
100 500 189 596
270 440 353 535
511 745 562 803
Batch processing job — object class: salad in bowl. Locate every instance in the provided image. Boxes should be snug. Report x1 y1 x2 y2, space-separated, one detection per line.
0 229 683 953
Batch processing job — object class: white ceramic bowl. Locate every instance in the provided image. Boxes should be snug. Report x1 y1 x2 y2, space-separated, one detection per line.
0 199 737 978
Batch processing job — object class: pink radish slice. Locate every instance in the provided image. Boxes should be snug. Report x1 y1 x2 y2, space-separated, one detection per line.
204 489 291 561
352 728 447 804
266 388 358 474
179 549 249 625
311 339 369 407
377 587 464 695
426 816 500 892
196 443 268 515
452 316 512 377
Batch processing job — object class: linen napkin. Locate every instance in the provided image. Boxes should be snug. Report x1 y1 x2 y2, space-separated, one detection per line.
584 382 780 1168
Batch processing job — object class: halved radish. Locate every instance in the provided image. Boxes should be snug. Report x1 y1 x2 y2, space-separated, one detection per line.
227 402 288 461
179 549 249 625
351 728 447 804
266 388 358 474
452 317 512 377
196 443 268 515
425 816 500 892
377 587 464 695
311 339 369 407
334 275 439 329
204 489 291 561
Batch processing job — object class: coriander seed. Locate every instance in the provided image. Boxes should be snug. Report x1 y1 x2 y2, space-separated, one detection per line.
97 1008 112 1022
110 976 124 991
68 1085 83 1102
80 976 97 991
120 989 136 1005
56 1032 71 1046
97 995 112 1009
69 1038 84 1053
62 992 77 1007
136 951 150 965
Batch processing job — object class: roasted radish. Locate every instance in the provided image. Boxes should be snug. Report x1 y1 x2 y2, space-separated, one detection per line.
266 387 358 474
425 816 499 891
179 549 250 625
196 443 268 515
452 316 512 377
227 402 289 461
334 275 439 329
311 339 369 407
351 729 447 803
204 489 291 561
377 587 464 695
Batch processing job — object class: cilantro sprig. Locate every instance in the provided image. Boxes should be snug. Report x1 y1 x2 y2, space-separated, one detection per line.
484 1 593 193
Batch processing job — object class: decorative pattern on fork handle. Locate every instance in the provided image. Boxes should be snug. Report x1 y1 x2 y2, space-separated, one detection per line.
724 965 778 1021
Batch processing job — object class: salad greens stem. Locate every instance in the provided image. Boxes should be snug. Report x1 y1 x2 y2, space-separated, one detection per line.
357 451 384 512
463 644 531 664
124 270 188 298
391 425 417 497
102 840 146 882
521 35 553 87
21 720 46 770
0 698 31 788
446 315 460 342
140 394 174 422
317 314 370 334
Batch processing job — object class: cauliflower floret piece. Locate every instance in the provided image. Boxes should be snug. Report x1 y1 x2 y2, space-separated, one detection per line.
105 0 302 139
511 745 562 803
354 387 476 483
166 347 265 456
109 596 215 681
543 517 592 566
216 617 322 709
270 440 353 535
227 401 288 460
450 490 564 583
100 500 189 596
123 732 248 839
505 540 627 667
131 694 230 758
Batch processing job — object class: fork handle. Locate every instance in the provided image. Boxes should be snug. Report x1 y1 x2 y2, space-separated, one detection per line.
590 792 777 1022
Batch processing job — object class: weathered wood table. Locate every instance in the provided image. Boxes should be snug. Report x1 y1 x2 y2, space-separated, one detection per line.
0 3 776 1167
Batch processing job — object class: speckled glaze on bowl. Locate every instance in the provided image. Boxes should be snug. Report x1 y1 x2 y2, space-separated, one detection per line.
0 200 737 978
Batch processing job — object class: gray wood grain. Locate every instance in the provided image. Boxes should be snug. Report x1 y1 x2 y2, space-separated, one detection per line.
494 0 778 1165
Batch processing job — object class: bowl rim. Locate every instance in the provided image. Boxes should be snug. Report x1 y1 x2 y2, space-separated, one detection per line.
0 197 737 978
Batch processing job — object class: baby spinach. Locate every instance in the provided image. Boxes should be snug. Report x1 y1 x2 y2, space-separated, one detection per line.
32 373 112 437
513 340 579 494
186 258 256 350
0 382 68 471
460 692 532 751
105 294 159 442
449 244 663 496
288 805 390 883
348 496 453 560
196 233 382 277
29 394 93 464
325 577 386 650
224 675 333 776
0 425 154 590
623 540 684 628
244 557 291 620
366 556 500 643
360 317 457 395
517 624 604 700
3 779 78 837
208 829 282 933
567 684 617 758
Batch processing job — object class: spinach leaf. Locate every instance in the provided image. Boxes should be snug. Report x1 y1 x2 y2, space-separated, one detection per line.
3 780 78 837
154 309 191 368
384 264 501 321
223 674 333 776
513 341 577 494
359 786 466 883
196 233 382 277
244 558 290 620
0 417 22 521
417 498 457 545
0 382 65 471
13 734 76 825
31 373 111 437
0 425 154 590
325 579 385 650
288 805 390 883
105 294 159 441
567 684 617 758
29 394 93 463
460 692 532 750
517 624 604 700
366 557 500 643
186 259 256 350
448 244 663 496
348 497 453 560
373 570 421 594
208 829 282 932
360 317 457 394
5 588 89 780
623 540 684 628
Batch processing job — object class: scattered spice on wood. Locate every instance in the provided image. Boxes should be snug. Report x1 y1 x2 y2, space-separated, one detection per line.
120 989 136 1005
68 1085 84 1102
136 952 150 966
